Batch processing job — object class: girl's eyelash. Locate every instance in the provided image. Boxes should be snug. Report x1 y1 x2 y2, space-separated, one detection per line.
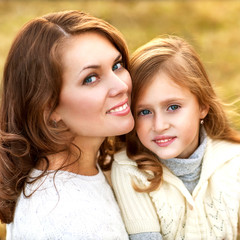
167 104 180 111
137 109 152 116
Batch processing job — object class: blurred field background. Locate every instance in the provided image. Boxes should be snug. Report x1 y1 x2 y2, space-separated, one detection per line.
0 0 240 131
0 0 240 129
0 1 240 238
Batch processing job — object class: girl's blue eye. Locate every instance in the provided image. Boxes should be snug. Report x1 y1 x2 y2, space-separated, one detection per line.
83 75 97 85
168 105 179 111
139 109 151 116
112 62 123 71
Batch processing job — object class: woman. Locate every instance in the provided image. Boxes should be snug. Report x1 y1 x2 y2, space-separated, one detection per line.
0 10 134 239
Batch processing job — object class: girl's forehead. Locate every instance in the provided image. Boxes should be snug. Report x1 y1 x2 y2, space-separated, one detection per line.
135 72 196 104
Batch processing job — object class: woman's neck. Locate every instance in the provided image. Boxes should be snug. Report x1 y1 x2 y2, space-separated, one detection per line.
39 136 105 176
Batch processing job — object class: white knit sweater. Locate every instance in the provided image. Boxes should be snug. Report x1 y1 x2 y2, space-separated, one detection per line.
7 168 129 240
111 138 240 240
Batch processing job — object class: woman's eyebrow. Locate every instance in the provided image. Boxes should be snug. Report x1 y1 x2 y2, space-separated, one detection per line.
80 64 100 73
79 53 122 74
114 53 122 62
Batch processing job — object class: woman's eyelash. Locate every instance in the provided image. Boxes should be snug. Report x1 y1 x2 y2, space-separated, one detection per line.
82 59 124 85
112 61 123 71
83 74 98 85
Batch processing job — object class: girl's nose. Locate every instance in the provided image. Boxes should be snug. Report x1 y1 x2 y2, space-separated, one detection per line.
152 114 170 133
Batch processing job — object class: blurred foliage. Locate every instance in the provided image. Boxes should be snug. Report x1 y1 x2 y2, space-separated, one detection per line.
0 0 239 128
0 222 6 240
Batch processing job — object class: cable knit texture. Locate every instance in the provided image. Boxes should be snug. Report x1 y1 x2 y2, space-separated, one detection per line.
129 232 162 240
111 137 240 240
7 168 129 240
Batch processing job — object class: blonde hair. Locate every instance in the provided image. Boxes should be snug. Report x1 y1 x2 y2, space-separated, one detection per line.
127 35 240 192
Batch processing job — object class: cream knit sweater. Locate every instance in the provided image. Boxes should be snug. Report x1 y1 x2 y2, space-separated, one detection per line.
111 138 240 240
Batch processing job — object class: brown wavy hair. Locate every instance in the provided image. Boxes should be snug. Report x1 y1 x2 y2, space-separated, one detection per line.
127 35 240 192
0 10 130 224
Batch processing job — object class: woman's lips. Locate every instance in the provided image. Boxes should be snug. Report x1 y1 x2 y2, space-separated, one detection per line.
106 99 130 116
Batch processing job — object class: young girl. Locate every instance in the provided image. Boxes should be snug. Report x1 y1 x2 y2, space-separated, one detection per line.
0 10 134 239
111 36 240 240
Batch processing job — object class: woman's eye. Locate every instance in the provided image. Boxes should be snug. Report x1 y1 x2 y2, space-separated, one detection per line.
138 109 151 116
167 105 179 111
112 62 123 71
83 75 98 85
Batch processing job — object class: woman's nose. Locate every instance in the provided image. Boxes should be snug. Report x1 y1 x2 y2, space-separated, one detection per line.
108 71 130 97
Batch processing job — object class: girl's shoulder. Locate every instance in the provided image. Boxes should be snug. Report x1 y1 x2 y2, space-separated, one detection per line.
113 149 138 166
207 138 240 156
203 138 240 175
112 150 152 186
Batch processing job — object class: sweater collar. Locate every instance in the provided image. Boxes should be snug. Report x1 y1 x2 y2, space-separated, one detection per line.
162 135 240 199
159 127 207 178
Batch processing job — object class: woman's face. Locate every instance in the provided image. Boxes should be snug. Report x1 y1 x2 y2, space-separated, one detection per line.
54 32 134 139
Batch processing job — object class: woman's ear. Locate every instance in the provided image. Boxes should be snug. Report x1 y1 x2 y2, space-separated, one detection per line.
199 104 209 119
50 107 62 123
45 104 62 123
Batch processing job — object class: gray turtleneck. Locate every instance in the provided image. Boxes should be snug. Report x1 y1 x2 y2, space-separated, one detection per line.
159 127 207 193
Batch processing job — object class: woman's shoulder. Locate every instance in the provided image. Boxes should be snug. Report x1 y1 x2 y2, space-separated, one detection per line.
20 168 107 209
12 168 118 228
25 169 75 194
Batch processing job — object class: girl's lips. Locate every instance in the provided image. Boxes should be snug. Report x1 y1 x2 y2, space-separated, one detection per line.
153 136 176 147
106 99 130 116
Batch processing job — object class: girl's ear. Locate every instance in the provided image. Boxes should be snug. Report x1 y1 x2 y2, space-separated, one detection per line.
199 104 209 119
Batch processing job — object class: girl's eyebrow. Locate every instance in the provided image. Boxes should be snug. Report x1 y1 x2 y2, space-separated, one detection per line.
136 97 185 109
79 53 122 73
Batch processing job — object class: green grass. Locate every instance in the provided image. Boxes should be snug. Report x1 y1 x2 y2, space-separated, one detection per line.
0 0 239 128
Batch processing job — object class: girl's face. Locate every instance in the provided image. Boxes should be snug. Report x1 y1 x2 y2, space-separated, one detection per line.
135 71 208 160
53 32 134 140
